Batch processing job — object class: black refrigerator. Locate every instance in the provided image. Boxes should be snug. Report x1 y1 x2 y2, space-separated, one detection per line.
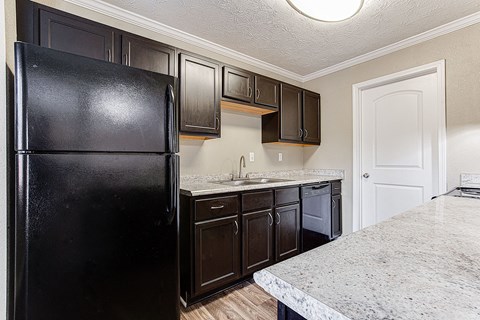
13 42 180 320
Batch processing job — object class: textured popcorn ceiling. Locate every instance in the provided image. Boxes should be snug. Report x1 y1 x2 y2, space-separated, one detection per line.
103 0 480 75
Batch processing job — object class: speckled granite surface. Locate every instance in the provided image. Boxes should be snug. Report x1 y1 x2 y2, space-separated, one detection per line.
180 169 344 196
254 196 480 320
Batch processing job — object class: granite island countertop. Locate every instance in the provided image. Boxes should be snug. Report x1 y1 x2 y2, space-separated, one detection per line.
254 196 480 320
180 169 344 196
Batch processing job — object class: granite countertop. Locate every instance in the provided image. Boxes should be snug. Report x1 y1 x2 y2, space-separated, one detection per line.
254 196 480 320
180 169 344 196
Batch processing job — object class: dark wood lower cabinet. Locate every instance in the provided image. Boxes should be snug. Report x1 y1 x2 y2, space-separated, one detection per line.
242 209 274 275
332 194 342 239
275 203 301 262
277 301 306 320
194 215 240 296
180 183 338 306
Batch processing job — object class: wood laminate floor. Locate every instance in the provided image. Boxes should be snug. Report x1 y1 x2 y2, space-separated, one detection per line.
180 280 277 320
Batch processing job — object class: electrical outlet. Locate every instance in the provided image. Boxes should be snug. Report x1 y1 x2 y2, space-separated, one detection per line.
249 152 255 162
278 153 283 162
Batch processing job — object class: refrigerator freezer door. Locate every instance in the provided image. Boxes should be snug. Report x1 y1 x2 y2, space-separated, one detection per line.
15 153 179 320
15 42 178 153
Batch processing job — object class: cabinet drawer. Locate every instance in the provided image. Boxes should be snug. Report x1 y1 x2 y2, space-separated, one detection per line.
242 190 273 212
275 187 299 206
331 181 342 195
195 195 239 221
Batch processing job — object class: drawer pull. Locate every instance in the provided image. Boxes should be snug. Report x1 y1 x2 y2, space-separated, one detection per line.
234 221 239 235
276 212 281 225
268 212 273 226
210 205 225 210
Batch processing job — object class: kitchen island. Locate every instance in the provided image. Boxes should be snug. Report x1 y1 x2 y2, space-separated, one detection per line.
254 196 480 320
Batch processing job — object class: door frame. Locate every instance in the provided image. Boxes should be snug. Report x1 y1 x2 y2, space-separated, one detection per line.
352 60 446 232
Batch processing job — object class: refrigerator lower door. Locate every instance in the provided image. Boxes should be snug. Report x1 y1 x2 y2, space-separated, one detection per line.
15 153 179 320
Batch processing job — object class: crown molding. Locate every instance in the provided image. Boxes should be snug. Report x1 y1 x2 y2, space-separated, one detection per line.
64 0 305 82
64 0 480 83
302 10 480 81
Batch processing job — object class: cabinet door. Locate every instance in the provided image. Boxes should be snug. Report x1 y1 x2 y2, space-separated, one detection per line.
121 35 175 75
303 91 321 145
254 75 280 109
194 215 240 295
332 195 342 239
242 209 274 275
222 66 254 103
275 203 300 262
179 54 220 136
39 9 115 62
280 84 302 142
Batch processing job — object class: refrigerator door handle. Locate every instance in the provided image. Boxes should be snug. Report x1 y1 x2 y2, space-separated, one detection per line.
163 155 178 226
166 83 178 153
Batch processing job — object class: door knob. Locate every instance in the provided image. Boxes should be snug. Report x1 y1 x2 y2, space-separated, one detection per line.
363 173 370 178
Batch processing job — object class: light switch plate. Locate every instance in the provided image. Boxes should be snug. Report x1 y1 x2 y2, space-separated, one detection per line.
278 153 283 161
249 152 255 162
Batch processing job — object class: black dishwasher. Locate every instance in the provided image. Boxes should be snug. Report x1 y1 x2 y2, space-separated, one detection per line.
301 182 340 252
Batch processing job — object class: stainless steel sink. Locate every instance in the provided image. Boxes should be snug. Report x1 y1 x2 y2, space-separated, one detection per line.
248 178 290 184
214 179 253 186
212 178 291 186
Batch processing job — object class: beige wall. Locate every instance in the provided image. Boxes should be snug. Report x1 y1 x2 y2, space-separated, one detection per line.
304 23 480 234
180 111 304 176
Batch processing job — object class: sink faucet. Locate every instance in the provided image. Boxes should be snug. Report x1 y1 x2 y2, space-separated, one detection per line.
239 155 246 179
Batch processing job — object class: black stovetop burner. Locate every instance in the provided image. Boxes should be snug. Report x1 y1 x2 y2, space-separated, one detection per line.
445 187 480 199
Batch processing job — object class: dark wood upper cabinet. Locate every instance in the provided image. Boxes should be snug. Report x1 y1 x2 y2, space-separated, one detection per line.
262 85 321 146
275 203 300 262
303 91 321 144
254 75 280 109
179 53 220 137
242 209 274 276
280 83 303 142
194 215 240 296
38 9 115 62
222 66 254 103
121 35 175 75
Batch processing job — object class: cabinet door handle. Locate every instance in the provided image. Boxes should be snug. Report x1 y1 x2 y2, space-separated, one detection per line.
248 87 252 98
299 128 303 138
268 212 273 226
276 212 281 225
215 116 220 131
124 53 129 65
107 49 112 62
210 205 224 210
256 88 260 100
332 199 336 210
304 129 308 139
234 220 239 235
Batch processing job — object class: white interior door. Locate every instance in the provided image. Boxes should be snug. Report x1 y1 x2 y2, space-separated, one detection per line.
360 73 439 228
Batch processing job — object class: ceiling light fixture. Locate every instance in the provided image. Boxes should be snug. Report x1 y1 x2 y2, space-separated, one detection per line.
286 0 364 22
